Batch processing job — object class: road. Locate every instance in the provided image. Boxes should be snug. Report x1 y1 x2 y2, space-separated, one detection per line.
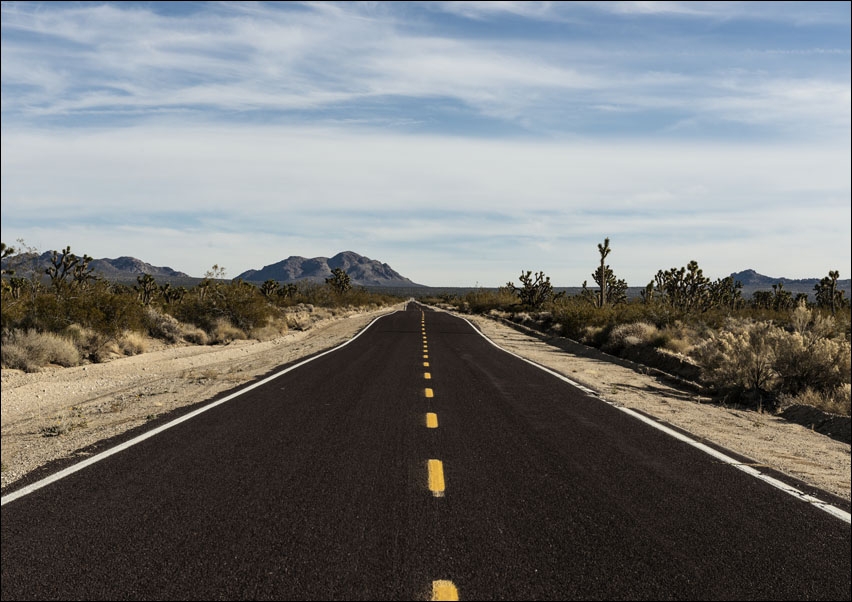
2 302 850 600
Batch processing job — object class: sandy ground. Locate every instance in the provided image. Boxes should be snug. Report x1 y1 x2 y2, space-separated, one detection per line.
2 304 849 504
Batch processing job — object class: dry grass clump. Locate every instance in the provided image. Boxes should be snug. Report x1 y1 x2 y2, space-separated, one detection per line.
250 318 289 342
657 321 696 355
145 307 209 345
1 330 82 372
604 321 660 352
117 331 148 356
181 325 209 345
145 308 185 343
785 385 851 416
210 318 247 344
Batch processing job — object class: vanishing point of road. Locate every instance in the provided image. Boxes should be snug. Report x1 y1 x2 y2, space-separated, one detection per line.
2 303 850 600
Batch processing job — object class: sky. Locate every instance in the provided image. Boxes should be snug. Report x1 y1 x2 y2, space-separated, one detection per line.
1 1 850 287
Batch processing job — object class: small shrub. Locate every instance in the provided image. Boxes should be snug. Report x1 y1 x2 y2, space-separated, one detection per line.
145 308 184 343
118 331 147 356
210 318 246 344
786 385 851 416
181 325 209 345
250 317 289 341
0 330 82 372
604 322 659 353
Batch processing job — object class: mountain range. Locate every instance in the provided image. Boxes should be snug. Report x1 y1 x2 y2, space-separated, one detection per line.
2 249 847 292
236 251 423 287
1 252 191 282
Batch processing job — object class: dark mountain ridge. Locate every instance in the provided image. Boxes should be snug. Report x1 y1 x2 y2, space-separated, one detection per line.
237 251 423 287
1 251 190 282
729 269 847 288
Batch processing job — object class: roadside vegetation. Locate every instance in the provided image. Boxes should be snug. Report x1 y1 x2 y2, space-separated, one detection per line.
1 241 401 372
430 238 851 417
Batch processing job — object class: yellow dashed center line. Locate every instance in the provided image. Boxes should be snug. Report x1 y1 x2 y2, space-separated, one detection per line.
428 459 445 497
431 580 459 601
425 388 434 398
424 372 431 380
423 361 430 367
426 413 438 428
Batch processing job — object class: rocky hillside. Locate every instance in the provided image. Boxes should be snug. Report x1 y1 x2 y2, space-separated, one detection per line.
1 252 190 281
236 251 423 287
730 269 851 296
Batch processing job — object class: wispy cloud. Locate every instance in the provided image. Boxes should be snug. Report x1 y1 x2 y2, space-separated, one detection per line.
2 2 848 138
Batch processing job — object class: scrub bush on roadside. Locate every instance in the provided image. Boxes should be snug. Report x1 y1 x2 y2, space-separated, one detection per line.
0 330 81 372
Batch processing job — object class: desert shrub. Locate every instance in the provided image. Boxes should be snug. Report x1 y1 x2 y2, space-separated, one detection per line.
0 330 81 372
604 321 660 353
144 308 185 343
657 321 696 355
71 283 146 336
691 318 781 407
250 319 288 341
144 307 211 345
774 306 851 395
118 331 147 356
580 325 607 346
181 325 209 345
464 287 518 313
785 385 851 416
210 318 247 344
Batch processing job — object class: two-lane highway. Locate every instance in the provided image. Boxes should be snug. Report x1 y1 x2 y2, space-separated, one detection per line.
2 303 850 600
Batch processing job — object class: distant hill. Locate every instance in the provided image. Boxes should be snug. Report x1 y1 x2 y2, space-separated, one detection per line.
88 256 191 280
1 252 191 282
729 269 851 297
237 251 424 287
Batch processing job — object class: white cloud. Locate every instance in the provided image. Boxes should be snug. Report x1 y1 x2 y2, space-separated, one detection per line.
2 124 849 285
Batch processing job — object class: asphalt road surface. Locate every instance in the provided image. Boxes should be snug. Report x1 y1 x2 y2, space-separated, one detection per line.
2 303 850 601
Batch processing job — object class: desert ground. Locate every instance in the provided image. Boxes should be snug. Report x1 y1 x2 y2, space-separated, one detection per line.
2 303 849 505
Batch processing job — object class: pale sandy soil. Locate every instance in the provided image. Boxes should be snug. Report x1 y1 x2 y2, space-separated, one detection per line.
2 304 849 504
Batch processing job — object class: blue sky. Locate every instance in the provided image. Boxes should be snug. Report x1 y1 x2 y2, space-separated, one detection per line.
1 1 850 287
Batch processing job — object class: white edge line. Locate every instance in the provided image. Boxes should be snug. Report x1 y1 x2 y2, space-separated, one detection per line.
460 316 851 525
1 308 401 506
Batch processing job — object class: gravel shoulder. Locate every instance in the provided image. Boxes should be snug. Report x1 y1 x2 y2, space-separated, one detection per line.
3 304 849 504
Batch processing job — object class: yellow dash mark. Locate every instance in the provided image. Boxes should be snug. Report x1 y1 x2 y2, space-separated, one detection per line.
425 388 434 398
426 412 438 428
424 372 432 379
423 362 430 367
431 580 459 601
428 459 445 497
423 354 429 359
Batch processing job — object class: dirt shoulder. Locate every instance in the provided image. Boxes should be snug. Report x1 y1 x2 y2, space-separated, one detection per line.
3 304 849 505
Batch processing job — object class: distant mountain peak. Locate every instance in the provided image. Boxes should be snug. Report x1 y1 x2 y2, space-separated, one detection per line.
236 251 423 287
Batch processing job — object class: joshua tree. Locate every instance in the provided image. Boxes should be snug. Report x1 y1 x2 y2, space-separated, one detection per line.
509 270 563 309
581 238 627 307
814 270 845 314
45 246 95 294
597 238 611 308
326 268 352 295
135 273 159 306
0 242 15 276
260 279 279 298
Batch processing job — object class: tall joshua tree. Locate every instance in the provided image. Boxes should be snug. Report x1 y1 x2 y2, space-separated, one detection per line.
597 238 611 308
